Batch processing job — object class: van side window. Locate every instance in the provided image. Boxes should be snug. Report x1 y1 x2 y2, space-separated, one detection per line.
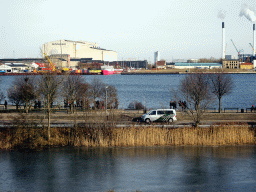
165 110 174 114
158 111 165 115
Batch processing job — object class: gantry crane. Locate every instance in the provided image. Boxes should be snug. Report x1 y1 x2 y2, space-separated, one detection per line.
230 39 244 57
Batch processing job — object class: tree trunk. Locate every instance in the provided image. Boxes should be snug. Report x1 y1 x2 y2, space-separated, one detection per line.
47 95 51 140
219 97 222 113
25 102 29 113
48 108 51 140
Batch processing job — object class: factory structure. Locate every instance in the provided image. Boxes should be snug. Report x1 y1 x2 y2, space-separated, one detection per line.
166 21 256 70
221 22 256 69
1 19 256 73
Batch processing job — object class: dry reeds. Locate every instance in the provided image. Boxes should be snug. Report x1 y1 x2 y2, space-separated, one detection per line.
0 124 255 150
74 125 255 147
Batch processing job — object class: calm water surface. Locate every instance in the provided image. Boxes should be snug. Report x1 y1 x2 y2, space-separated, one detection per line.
0 146 256 191
1 74 256 109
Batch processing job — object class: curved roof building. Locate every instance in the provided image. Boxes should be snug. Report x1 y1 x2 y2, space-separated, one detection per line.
42 40 117 62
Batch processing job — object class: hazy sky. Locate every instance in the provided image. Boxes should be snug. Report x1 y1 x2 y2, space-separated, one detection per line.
1 0 256 62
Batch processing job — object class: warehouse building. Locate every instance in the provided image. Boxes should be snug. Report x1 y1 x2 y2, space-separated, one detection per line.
42 40 117 67
175 63 222 69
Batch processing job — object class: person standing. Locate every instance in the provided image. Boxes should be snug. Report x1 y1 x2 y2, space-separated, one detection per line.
4 100 7 110
251 105 254 112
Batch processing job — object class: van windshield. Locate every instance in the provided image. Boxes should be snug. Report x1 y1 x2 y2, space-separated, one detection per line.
149 111 156 115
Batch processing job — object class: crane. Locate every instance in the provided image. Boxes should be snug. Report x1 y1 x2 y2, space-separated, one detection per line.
249 43 256 54
230 39 244 57
43 53 56 72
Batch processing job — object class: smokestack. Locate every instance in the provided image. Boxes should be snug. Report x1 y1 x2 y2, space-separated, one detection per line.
254 24 255 56
222 22 225 59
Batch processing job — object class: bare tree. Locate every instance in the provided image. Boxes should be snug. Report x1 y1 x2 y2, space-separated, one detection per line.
62 75 89 113
8 87 21 110
37 72 64 140
176 73 214 126
102 85 118 109
7 76 37 112
209 72 234 113
20 77 37 113
88 77 105 109
77 81 90 110
62 75 81 113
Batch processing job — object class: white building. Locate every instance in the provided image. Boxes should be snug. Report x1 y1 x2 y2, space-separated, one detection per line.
0 64 12 72
42 40 118 63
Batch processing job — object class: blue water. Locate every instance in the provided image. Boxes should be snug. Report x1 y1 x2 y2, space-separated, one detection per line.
85 73 256 110
0 146 256 191
0 73 256 110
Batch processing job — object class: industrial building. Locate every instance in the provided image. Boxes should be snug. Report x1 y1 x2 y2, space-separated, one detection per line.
42 40 118 67
240 63 254 69
222 59 240 69
109 60 148 69
175 63 222 69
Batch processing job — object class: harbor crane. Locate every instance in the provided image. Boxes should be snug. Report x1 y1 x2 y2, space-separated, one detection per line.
43 53 56 72
249 43 256 54
230 39 244 57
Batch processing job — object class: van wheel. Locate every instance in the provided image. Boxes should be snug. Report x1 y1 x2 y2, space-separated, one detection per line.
168 118 173 123
145 118 151 124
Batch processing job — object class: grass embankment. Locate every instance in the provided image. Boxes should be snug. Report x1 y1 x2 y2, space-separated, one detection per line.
0 124 255 150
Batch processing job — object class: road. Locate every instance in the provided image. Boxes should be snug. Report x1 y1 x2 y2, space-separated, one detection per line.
0 109 255 128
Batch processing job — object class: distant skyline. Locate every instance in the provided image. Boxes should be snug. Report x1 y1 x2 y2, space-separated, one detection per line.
1 0 256 63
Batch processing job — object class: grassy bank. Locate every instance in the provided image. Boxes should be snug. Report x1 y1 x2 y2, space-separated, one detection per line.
0 124 255 150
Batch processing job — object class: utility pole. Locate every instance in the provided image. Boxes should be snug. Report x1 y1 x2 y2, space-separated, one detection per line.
60 40 63 68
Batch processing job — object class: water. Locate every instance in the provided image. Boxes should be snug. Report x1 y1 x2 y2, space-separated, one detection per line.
0 146 256 191
0 73 256 109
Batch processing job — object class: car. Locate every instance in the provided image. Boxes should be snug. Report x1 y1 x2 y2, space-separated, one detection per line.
141 109 177 123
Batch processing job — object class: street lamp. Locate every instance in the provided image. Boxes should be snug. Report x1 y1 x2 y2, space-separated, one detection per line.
105 86 108 113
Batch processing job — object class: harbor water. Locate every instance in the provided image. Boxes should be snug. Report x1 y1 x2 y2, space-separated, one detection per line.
0 146 256 191
1 73 255 110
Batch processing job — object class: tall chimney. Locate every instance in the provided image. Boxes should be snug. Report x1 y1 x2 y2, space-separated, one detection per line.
222 22 225 59
253 24 255 56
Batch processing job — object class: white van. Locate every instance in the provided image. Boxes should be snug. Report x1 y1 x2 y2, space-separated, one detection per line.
141 109 177 123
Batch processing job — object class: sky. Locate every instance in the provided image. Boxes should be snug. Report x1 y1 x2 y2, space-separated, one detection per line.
1 0 256 63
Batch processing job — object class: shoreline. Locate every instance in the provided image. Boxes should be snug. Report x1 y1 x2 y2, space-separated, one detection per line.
121 71 256 75
0 69 255 76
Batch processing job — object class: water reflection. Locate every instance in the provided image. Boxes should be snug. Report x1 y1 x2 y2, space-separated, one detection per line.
0 146 256 191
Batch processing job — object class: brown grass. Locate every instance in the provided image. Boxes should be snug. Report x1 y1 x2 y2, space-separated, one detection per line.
0 124 255 150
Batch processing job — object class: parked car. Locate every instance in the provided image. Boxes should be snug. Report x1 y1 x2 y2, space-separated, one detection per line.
141 109 177 123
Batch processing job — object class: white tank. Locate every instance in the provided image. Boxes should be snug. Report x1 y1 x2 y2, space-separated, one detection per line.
253 60 256 68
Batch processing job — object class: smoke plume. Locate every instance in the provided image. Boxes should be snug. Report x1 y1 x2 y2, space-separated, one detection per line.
217 10 226 20
239 4 256 22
